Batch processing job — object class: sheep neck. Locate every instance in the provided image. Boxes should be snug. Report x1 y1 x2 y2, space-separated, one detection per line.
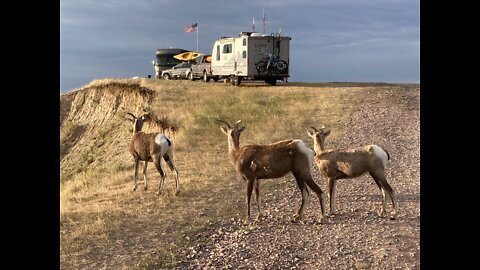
313 137 325 155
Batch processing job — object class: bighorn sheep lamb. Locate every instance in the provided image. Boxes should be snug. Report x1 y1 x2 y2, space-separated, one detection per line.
307 126 397 219
126 112 180 195
218 119 326 224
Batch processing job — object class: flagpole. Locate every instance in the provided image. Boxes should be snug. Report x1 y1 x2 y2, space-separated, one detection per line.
196 22 199 52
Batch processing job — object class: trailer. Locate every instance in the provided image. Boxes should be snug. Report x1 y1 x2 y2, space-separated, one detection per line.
210 32 291 86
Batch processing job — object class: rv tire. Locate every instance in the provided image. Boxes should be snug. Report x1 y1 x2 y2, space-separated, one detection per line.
265 78 277 86
233 76 242 86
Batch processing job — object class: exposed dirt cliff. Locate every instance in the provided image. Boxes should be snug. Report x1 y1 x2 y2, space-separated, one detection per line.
60 81 175 181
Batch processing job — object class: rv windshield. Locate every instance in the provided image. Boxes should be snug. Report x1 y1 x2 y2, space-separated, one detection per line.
156 55 182 66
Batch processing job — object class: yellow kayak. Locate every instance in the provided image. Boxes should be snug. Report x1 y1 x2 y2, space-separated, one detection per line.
173 51 203 61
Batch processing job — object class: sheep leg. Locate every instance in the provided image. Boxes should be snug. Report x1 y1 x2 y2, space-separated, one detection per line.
328 178 336 216
370 172 395 218
379 187 388 217
292 174 308 223
303 174 326 224
253 180 262 223
154 156 166 195
244 179 255 225
132 159 140 191
164 153 180 195
381 180 397 220
143 161 148 190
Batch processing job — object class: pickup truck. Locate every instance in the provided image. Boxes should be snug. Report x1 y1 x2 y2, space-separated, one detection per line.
186 55 216 82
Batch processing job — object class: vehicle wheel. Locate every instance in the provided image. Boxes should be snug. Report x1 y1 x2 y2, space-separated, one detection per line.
188 71 194 81
265 78 277 86
233 76 242 86
163 74 170 80
203 71 211 82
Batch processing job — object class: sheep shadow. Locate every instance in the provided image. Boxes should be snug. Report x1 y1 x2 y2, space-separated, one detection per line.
322 193 420 223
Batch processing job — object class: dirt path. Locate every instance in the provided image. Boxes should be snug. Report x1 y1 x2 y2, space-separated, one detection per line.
179 87 420 269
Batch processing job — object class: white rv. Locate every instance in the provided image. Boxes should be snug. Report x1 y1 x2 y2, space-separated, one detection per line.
210 32 291 85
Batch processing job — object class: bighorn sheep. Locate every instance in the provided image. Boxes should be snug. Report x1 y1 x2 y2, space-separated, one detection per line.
218 119 326 224
125 112 180 195
307 126 397 219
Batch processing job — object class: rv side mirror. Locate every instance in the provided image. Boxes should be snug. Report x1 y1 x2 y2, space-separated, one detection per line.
151 60 155 66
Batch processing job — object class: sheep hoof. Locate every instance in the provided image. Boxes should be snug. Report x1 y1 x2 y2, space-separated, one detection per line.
243 219 250 226
144 186 148 190
377 209 386 217
317 217 324 224
254 214 262 223
156 190 162 196
291 214 302 223
174 189 180 196
132 186 137 191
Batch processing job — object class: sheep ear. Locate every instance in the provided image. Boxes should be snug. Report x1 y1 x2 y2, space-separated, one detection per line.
238 126 245 133
141 114 150 122
307 129 315 137
324 129 331 136
220 126 228 135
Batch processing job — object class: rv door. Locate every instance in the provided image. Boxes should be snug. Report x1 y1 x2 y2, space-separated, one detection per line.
221 42 234 74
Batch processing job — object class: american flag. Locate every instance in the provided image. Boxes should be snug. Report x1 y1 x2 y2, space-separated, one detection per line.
185 23 198 33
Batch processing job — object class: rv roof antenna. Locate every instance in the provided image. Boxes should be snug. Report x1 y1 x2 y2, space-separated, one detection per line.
252 17 255 32
262 9 266 34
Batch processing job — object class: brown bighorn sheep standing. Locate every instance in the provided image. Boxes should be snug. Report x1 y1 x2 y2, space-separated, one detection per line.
126 112 180 195
218 119 326 224
307 126 397 219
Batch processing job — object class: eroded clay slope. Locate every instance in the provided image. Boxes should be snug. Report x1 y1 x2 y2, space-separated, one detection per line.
60 81 172 181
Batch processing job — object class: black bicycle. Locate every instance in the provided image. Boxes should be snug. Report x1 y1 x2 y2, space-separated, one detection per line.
255 53 288 75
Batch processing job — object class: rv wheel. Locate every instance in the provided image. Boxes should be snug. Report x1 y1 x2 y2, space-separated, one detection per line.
265 78 277 86
233 76 242 86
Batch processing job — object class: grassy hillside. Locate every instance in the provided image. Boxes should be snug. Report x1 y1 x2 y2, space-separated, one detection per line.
60 79 418 269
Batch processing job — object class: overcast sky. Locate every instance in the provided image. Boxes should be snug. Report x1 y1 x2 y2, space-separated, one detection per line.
60 0 419 93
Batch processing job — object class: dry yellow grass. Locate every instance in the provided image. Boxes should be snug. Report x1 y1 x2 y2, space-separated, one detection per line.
60 79 417 269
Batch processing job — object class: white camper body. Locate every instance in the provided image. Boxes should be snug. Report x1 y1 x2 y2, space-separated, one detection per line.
210 32 291 85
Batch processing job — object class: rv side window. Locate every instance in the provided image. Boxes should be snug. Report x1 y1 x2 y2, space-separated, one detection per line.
216 45 220 61
223 44 232 54
242 51 247 58
243 38 247 46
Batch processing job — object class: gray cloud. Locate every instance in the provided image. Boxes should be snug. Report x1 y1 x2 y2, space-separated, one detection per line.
60 0 419 92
